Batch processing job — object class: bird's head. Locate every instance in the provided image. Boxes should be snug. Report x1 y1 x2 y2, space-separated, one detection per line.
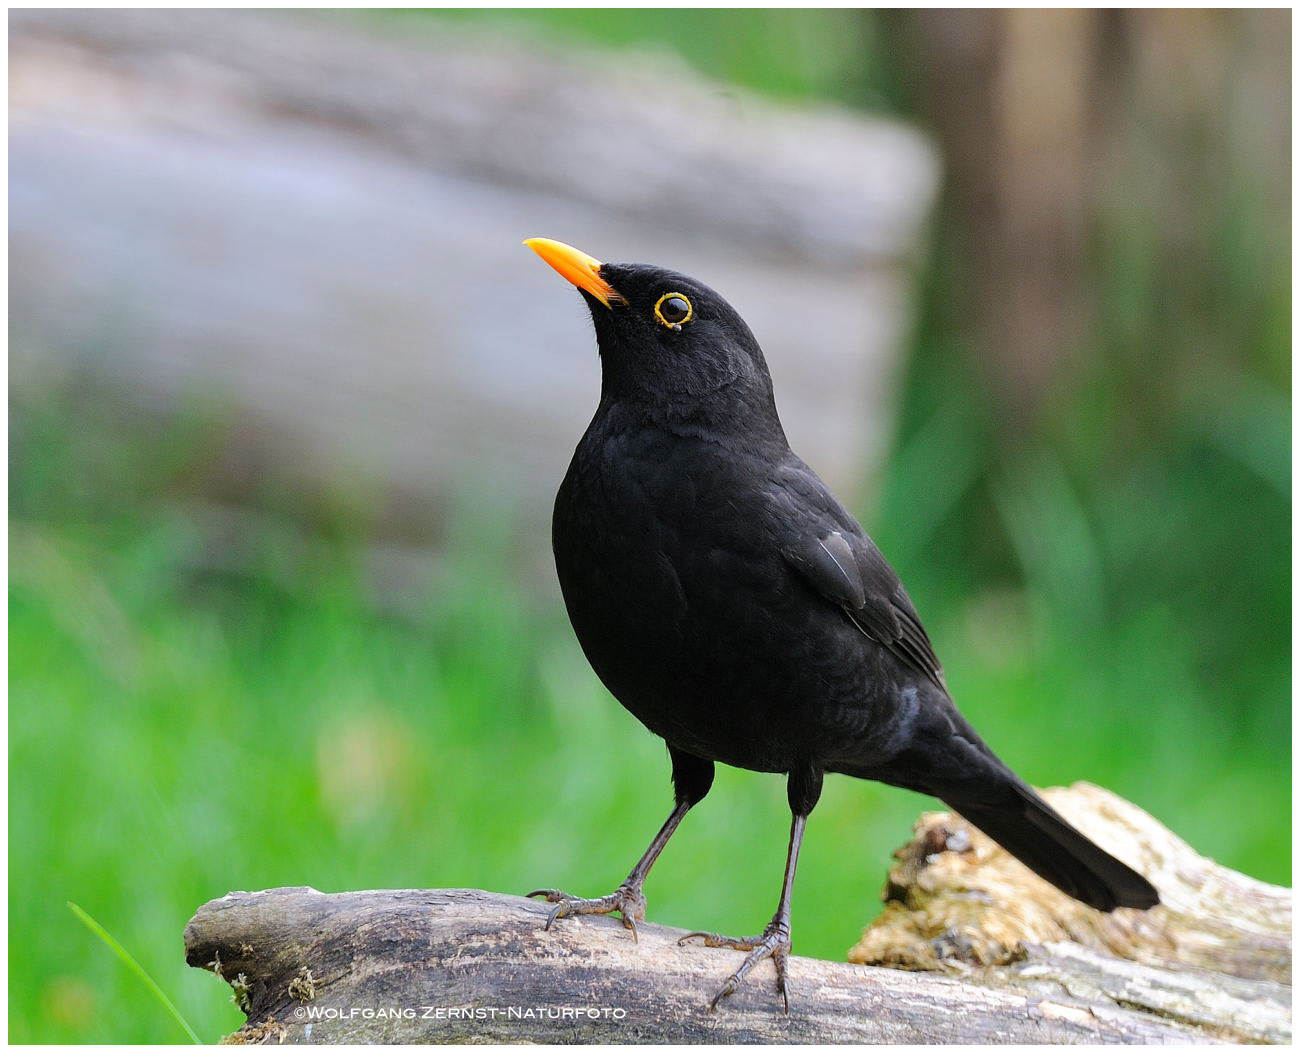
526 238 782 432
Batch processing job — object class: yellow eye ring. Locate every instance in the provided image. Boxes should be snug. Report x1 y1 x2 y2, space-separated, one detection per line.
654 292 694 329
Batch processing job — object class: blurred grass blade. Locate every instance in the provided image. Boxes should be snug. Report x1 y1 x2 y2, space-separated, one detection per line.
67 901 202 1044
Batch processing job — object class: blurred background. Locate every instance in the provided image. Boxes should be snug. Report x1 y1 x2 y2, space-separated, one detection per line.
9 9 1289 1043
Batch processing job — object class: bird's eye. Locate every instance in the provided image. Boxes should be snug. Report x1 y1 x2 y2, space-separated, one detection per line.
654 293 693 329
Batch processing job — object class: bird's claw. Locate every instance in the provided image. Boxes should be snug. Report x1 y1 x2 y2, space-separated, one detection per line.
677 929 762 950
679 921 792 1012
525 884 647 942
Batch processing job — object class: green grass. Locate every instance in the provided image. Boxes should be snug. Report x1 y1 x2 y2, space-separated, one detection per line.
8 480 919 1042
67 903 201 1044
9 385 1289 1042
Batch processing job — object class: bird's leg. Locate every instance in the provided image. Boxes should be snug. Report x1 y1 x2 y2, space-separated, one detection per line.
527 799 688 941
678 813 805 1010
528 748 713 942
679 765 821 1012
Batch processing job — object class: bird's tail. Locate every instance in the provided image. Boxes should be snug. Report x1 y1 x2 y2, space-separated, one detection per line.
947 780 1159 911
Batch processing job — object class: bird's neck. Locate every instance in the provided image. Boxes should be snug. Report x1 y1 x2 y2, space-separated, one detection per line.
595 385 789 452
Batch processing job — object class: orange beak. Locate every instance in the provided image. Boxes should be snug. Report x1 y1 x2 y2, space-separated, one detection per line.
524 238 625 307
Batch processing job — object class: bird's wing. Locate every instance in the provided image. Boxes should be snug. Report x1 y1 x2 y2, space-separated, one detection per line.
771 461 947 693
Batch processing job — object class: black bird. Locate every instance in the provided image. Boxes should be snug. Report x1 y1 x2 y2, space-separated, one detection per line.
523 238 1159 1010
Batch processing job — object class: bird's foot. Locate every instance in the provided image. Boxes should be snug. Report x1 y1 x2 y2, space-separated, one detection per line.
525 884 648 942
678 918 792 1012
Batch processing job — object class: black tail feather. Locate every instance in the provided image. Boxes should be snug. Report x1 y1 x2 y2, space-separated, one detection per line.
948 782 1159 912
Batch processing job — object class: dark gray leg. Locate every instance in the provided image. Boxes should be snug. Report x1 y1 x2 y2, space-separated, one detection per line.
679 763 823 1011
528 747 714 941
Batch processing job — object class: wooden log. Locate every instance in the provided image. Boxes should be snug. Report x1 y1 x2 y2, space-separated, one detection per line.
10 9 939 548
185 887 1219 1045
849 783 1292 987
183 787 1289 1044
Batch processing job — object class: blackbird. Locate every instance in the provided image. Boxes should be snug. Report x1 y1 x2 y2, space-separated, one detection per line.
523 238 1159 1010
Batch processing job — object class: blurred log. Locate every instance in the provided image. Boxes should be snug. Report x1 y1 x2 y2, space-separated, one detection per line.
10 9 939 554
185 786 1288 1044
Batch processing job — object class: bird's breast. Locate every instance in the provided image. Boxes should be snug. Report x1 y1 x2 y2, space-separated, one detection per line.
551 424 882 771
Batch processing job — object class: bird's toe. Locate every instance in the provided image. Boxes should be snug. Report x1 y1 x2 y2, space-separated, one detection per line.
686 921 792 1010
525 884 647 939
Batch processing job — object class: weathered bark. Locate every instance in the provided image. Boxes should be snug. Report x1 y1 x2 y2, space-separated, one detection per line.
186 887 1229 1045
183 786 1289 1044
851 783 1292 987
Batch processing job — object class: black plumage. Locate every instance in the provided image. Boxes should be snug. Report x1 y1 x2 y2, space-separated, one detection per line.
524 240 1158 1010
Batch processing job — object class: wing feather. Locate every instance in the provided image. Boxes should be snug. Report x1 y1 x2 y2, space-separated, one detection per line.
772 461 947 692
